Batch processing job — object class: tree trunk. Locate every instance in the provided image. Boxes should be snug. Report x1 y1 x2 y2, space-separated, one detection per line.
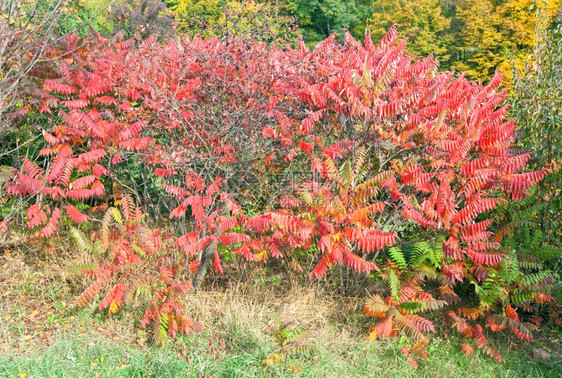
192 240 216 291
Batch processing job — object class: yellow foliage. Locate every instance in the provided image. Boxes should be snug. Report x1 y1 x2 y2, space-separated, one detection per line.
454 0 561 84
367 328 378 340
168 0 295 41
369 0 450 57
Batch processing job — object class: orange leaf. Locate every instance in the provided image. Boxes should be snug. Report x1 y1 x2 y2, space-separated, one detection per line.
460 343 473 356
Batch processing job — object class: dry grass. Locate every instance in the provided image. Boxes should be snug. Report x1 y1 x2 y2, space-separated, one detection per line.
0 247 67 353
186 285 359 329
0 241 140 356
180 283 369 360
0 241 367 359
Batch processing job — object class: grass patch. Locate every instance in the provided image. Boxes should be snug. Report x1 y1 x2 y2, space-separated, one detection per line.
1 329 560 377
0 247 561 377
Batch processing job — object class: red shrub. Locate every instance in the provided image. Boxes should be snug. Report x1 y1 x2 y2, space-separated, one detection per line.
3 26 549 352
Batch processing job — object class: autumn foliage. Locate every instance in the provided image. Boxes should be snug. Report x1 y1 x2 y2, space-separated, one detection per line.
1 25 556 360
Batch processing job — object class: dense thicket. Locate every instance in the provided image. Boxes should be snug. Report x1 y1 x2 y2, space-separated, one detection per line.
0 0 560 367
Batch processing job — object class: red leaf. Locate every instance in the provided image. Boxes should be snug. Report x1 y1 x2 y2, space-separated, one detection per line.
213 249 223 274
39 207 61 238
93 164 109 177
67 205 89 223
298 140 313 155
27 203 48 228
218 233 250 246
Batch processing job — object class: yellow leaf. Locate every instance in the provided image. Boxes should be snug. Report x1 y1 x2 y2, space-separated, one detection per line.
109 301 119 315
254 250 269 262
261 358 276 366
19 372 28 378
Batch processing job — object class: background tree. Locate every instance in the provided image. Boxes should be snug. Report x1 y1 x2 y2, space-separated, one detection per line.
164 0 223 35
164 0 297 43
109 0 176 39
368 0 450 58
1 0 67 120
451 0 561 80
511 20 561 169
219 1 298 42
50 0 113 35
507 19 561 263
286 0 363 43
495 0 561 82
450 0 503 78
0 0 86 244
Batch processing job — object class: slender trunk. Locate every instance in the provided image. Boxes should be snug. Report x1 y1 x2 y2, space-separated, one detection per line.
192 239 216 291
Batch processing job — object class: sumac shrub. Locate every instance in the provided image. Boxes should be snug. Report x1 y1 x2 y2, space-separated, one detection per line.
1 25 555 359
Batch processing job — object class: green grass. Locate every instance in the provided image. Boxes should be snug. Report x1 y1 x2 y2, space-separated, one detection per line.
1 320 560 377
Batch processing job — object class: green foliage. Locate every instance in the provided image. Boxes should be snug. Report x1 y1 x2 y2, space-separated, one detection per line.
263 311 308 372
386 268 400 300
57 0 113 35
286 0 370 43
511 21 562 168
483 196 560 316
388 247 407 271
69 226 98 255
386 242 442 272
409 242 442 270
